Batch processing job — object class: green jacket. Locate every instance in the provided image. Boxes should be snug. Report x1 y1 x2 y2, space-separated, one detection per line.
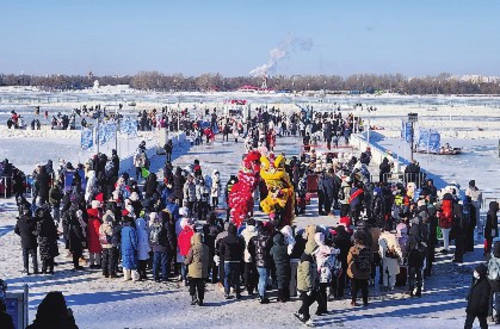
297 253 317 293
185 233 210 279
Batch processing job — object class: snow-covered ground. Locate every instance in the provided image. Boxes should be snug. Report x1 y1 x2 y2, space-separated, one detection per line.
1 92 498 328
0 134 484 329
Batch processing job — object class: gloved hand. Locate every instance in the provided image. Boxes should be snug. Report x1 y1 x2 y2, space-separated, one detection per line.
213 255 220 266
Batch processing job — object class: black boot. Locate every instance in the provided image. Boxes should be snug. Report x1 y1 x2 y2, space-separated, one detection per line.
277 289 284 303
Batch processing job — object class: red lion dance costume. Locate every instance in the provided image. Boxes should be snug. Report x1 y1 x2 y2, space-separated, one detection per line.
228 150 261 227
259 154 295 228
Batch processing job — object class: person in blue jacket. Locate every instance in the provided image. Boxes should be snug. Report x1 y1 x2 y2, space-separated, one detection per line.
121 216 138 281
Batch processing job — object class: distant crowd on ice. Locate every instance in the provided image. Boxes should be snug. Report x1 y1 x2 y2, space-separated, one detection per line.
0 104 498 329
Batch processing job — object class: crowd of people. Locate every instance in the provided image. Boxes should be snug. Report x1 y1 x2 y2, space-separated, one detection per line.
1 104 499 329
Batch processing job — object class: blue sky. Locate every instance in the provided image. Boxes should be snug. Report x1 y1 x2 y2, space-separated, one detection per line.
1 0 499 77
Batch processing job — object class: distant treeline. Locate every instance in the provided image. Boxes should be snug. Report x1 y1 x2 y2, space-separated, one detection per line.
1 71 499 95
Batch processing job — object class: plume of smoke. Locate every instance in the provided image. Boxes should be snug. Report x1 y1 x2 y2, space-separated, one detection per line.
249 34 313 77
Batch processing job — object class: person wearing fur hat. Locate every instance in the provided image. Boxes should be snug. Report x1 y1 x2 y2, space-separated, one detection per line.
465 263 490 329
185 233 210 306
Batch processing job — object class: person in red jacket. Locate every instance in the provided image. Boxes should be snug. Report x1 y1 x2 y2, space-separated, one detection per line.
87 200 103 269
438 193 454 253
178 217 195 286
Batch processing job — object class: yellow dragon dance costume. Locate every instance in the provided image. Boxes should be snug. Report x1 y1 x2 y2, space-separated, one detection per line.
259 154 295 228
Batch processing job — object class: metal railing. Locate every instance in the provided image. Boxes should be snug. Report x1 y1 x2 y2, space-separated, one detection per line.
0 175 33 199
379 172 427 187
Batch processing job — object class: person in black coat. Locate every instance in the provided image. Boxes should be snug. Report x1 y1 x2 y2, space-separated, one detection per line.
110 149 120 185
379 157 391 183
249 225 273 303
35 165 51 205
68 206 87 270
164 139 173 163
465 263 490 329
404 218 427 297
270 233 291 302
331 225 352 299
404 160 421 185
0 300 15 329
203 212 223 283
173 167 186 206
12 167 25 201
452 201 465 263
359 148 372 166
15 208 39 274
145 172 159 199
36 205 59 274
322 170 335 215
26 291 79 329
324 121 333 150
484 201 499 255
219 224 244 299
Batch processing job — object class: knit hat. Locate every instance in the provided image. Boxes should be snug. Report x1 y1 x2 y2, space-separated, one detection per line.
469 180 475 188
418 211 429 221
475 263 487 278
179 207 188 217
129 192 140 202
91 200 102 209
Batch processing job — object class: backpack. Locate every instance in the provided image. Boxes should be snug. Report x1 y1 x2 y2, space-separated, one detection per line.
319 254 336 283
355 246 372 273
149 222 163 244
488 258 500 281
99 227 112 245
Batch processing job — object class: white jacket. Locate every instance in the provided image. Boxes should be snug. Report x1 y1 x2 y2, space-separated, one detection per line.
378 231 403 276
